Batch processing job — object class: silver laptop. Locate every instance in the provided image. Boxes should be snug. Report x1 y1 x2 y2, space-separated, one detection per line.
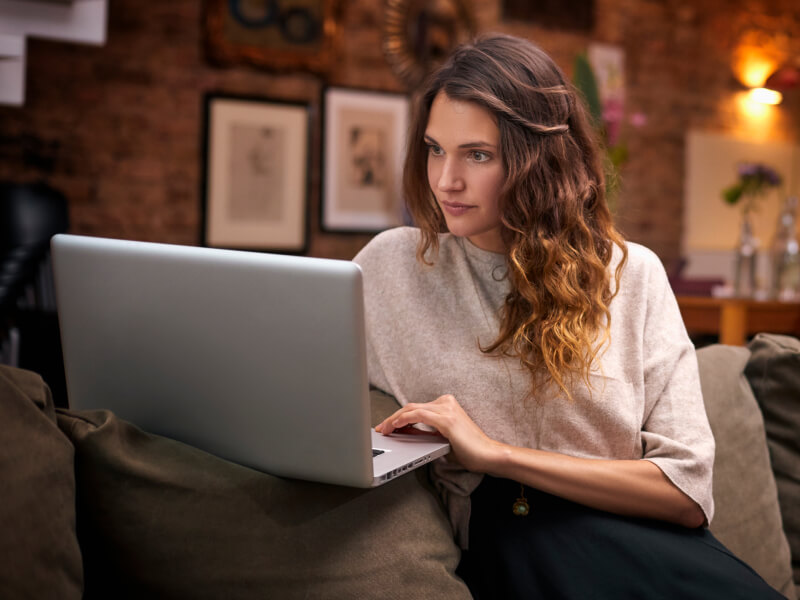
50 234 449 487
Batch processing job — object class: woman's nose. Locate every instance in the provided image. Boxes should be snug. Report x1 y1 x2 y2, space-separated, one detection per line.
435 158 464 192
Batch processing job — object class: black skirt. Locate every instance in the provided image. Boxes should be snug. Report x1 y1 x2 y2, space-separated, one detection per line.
456 476 785 600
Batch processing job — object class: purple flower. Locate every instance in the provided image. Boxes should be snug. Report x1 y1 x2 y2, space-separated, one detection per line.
763 166 782 186
723 162 783 209
737 162 782 186
738 163 758 177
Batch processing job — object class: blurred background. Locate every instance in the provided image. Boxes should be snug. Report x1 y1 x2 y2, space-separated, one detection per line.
1 0 800 403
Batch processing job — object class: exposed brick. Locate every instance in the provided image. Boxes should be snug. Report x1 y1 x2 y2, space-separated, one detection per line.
0 0 798 264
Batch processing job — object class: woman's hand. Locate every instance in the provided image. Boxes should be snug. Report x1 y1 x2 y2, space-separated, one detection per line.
376 395 705 528
375 394 505 472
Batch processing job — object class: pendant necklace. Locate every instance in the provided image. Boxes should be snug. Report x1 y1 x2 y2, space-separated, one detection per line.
461 238 531 517
513 484 530 516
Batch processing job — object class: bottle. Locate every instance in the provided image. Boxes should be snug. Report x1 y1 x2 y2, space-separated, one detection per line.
770 196 800 301
734 211 759 298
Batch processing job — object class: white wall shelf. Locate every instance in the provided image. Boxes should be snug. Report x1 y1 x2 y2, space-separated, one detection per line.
0 0 107 105
0 33 25 105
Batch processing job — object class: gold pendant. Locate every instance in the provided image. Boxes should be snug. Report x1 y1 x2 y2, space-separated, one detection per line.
512 498 530 516
512 483 530 516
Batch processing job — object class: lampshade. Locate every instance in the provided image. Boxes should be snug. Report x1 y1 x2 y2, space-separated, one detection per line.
764 66 800 91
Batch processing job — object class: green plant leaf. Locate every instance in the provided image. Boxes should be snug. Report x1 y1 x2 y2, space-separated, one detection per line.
722 184 743 205
572 51 625 215
572 53 602 128
609 144 628 169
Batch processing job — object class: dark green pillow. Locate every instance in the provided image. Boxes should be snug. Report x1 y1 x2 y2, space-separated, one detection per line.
745 333 800 594
0 365 83 599
56 389 470 600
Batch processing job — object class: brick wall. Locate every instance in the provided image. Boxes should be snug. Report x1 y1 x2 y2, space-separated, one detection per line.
1 0 798 263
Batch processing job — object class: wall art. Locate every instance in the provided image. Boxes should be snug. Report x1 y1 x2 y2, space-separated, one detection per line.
202 94 309 252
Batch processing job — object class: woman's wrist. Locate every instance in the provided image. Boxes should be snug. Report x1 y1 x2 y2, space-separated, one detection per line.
478 439 516 477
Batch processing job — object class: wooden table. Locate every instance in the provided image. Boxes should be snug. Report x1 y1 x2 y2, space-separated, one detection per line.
676 296 800 346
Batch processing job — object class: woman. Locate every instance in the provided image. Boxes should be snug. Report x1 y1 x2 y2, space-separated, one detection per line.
354 34 782 598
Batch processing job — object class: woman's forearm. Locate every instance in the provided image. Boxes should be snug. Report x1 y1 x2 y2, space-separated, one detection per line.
377 395 706 528
482 443 706 528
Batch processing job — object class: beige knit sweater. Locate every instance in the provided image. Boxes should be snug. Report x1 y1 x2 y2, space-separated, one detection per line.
354 227 715 548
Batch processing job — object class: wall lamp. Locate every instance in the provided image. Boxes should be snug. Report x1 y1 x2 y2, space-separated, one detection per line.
750 65 800 105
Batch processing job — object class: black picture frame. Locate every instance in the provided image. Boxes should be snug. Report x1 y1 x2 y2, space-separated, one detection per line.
201 93 310 253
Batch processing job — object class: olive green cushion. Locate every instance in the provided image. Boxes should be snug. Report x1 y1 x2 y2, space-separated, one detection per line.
56 389 470 600
696 344 795 598
0 365 83 599
745 333 800 596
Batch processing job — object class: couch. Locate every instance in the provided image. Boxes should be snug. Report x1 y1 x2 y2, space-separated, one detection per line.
1 333 798 599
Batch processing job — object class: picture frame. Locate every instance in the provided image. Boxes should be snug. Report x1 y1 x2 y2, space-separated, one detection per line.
501 0 594 32
322 87 410 233
203 0 341 75
201 94 310 252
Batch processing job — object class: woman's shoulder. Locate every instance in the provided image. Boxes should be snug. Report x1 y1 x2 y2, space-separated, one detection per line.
613 241 674 306
615 241 666 278
353 226 420 265
354 227 465 266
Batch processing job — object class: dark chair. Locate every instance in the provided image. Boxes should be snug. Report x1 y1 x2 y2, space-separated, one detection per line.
0 181 69 406
0 181 69 308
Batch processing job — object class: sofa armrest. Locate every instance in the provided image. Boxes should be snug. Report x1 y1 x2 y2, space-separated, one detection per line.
0 365 82 599
697 344 795 598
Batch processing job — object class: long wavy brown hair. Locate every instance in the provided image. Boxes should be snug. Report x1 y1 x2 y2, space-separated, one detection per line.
404 34 628 400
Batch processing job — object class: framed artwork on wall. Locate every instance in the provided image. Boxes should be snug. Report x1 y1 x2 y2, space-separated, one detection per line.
203 0 341 74
201 94 309 252
501 0 594 32
322 87 410 233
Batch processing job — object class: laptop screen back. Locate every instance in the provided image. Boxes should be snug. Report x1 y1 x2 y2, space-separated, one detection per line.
51 234 374 486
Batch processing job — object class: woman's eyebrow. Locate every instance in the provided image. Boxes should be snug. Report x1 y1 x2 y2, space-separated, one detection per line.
423 133 496 149
459 141 497 150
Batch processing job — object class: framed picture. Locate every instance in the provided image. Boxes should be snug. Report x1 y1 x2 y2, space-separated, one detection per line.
201 94 309 252
501 0 594 32
204 0 341 74
322 87 410 232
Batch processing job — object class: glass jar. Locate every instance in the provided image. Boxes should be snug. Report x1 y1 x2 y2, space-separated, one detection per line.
734 211 758 298
770 196 800 301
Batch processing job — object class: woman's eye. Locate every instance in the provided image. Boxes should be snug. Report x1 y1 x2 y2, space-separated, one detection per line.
427 144 443 156
470 151 490 163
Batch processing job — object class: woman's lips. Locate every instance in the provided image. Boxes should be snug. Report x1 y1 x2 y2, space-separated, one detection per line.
440 200 475 216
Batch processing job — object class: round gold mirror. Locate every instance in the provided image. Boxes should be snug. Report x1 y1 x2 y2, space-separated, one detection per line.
383 0 477 90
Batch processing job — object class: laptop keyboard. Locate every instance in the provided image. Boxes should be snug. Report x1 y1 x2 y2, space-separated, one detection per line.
372 449 385 457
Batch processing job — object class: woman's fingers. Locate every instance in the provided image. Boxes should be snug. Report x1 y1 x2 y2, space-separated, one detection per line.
376 398 445 433
376 403 441 434
375 395 469 439
375 394 503 472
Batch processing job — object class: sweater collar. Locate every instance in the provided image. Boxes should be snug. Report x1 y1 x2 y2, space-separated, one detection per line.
457 236 507 269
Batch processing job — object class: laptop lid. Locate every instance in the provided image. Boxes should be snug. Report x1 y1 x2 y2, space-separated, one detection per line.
51 234 380 487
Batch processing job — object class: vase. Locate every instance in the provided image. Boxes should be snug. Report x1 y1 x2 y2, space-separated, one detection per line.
734 212 758 298
770 196 800 301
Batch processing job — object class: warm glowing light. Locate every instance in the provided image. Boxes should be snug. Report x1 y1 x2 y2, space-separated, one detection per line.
735 91 772 129
748 87 783 105
732 30 786 88
738 58 777 88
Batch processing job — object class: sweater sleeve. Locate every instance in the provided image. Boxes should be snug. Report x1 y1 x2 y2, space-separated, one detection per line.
637 252 715 525
352 227 416 397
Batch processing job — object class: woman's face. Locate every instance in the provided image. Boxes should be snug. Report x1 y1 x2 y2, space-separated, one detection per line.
425 91 506 253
